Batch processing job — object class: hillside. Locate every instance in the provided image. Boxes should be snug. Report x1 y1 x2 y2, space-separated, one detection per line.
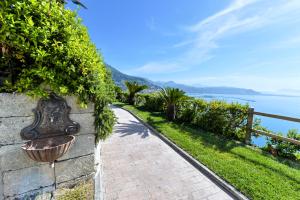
156 81 260 95
107 64 260 95
106 64 160 91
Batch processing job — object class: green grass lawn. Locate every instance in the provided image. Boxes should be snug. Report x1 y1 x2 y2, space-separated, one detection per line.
114 103 300 200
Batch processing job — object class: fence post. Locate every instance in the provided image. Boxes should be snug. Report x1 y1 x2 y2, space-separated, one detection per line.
245 108 254 144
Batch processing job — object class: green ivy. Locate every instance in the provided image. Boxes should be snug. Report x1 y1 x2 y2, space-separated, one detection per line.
0 0 115 141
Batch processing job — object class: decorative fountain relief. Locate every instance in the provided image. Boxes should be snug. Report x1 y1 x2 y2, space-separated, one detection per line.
21 93 80 163
0 93 96 199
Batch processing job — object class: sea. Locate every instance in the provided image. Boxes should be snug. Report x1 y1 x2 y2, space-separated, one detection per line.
188 93 300 147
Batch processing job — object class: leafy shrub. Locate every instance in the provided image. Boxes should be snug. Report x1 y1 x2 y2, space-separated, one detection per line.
134 94 146 106
115 82 145 106
266 129 300 159
162 96 249 140
141 93 164 112
124 81 148 105
177 98 207 124
0 0 115 140
114 88 128 103
159 87 186 121
119 92 129 103
137 92 249 141
193 100 248 140
95 102 116 141
114 85 124 100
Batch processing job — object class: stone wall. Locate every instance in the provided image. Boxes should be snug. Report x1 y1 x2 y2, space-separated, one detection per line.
0 93 96 200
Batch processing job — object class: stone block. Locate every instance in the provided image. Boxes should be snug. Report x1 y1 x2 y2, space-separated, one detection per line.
55 155 94 184
0 116 33 145
35 192 53 200
3 165 55 197
0 94 93 118
6 186 54 200
56 174 94 189
65 96 94 114
58 134 95 161
70 113 95 135
0 93 36 118
0 177 3 200
0 144 41 172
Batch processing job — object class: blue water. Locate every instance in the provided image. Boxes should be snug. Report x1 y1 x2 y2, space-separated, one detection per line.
188 93 300 147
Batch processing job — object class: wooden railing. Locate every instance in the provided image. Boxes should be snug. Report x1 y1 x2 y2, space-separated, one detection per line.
245 108 300 146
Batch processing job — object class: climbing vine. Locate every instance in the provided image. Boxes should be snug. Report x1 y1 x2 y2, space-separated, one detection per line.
0 0 115 141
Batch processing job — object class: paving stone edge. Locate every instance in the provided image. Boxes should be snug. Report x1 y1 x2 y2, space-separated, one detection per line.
94 141 103 200
120 106 249 200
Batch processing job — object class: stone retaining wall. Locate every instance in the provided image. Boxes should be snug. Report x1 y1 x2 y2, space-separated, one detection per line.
0 93 96 200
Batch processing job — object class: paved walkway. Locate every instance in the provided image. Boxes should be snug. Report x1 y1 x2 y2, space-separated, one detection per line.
101 106 233 200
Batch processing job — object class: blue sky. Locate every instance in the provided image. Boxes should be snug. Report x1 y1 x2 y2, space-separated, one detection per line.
69 0 300 93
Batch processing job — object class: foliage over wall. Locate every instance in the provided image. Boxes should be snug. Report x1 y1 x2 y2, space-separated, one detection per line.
0 0 115 141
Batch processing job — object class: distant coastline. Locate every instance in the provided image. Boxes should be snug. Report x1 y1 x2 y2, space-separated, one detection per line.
188 93 257 103
108 64 269 96
258 93 300 98
108 64 300 97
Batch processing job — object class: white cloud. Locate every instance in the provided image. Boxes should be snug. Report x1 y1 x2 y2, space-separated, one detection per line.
270 35 300 49
146 17 157 31
186 0 300 53
134 62 184 74
187 0 259 32
133 0 300 75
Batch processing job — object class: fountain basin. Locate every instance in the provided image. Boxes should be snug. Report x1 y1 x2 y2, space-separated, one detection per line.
22 135 75 162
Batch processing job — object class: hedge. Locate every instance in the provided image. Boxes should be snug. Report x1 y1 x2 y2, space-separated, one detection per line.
117 92 249 141
177 98 249 141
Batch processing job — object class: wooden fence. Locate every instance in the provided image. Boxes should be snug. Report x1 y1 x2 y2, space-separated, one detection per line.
245 108 300 146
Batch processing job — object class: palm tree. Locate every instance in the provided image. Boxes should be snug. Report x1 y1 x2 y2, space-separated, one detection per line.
125 81 148 105
159 87 186 121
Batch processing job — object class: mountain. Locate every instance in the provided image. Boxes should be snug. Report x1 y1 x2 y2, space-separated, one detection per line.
193 87 260 95
106 64 160 91
155 81 204 93
155 81 260 95
275 89 300 96
107 64 261 95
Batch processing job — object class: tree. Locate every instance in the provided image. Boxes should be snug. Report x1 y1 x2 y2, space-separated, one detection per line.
159 87 186 121
58 0 87 9
125 81 147 105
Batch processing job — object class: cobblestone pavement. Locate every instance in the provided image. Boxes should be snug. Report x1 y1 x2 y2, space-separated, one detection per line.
101 106 234 200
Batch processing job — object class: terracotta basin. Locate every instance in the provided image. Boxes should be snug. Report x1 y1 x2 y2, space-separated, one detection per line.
22 135 75 162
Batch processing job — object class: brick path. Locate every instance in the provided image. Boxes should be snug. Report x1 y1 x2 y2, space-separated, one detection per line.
101 106 233 200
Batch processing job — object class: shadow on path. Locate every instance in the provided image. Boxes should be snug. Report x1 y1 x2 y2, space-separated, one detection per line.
114 120 150 139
